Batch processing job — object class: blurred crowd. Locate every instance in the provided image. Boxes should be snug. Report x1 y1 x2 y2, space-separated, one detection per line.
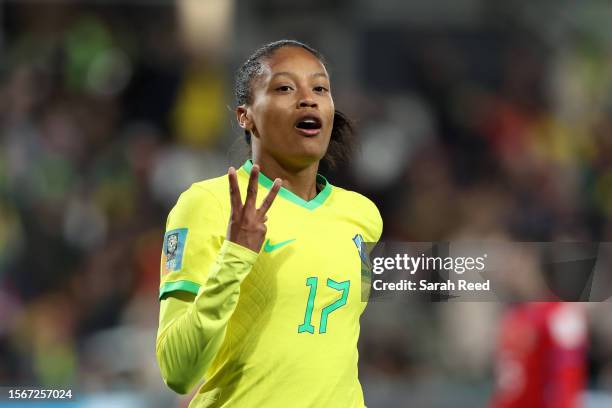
1 1 612 407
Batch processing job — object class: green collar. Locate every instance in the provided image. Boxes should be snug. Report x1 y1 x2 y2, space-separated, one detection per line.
241 160 332 211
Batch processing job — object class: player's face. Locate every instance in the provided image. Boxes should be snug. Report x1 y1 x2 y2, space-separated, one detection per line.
242 46 334 169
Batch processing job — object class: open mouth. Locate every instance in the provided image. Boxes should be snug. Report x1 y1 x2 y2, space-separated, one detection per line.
294 116 322 135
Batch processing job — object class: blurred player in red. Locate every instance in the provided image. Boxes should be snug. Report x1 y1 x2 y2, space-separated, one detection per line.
490 302 587 408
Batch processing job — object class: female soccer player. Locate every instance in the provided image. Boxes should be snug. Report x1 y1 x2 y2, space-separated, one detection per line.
156 40 383 407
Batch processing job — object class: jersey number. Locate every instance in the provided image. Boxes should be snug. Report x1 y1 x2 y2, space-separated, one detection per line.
298 277 350 334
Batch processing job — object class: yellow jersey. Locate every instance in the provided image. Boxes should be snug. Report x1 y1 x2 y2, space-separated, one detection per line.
158 160 382 407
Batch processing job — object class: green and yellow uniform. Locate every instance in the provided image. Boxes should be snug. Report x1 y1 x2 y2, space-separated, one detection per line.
156 160 382 407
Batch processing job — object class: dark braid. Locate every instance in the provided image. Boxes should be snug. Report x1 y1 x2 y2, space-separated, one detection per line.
234 39 355 169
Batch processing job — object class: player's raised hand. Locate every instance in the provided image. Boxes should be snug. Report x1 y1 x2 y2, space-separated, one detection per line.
226 164 281 253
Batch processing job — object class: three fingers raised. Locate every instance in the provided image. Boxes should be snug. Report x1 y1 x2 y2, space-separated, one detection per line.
243 164 260 212
228 167 242 212
258 179 281 216
227 165 282 217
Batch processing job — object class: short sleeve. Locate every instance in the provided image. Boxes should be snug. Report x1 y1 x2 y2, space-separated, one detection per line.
159 185 226 299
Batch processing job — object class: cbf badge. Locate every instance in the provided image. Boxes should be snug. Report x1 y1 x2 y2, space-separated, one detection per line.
162 228 188 274
353 233 373 301
353 233 367 263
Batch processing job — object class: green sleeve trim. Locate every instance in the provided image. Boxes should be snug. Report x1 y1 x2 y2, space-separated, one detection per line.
159 280 201 300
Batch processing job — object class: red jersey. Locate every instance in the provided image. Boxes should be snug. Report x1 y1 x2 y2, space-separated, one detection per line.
490 302 587 408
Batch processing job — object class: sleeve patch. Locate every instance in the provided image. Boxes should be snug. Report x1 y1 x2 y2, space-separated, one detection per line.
162 228 188 274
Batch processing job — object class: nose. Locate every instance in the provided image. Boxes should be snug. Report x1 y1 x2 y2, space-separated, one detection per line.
298 98 317 108
297 88 317 109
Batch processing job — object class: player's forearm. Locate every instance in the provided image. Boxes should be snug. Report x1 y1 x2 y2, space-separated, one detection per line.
156 300 225 394
156 240 259 394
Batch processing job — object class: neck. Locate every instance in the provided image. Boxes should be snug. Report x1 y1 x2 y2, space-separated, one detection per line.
252 154 320 201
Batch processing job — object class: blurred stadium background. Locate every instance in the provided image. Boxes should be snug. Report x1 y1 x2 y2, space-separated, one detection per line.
1 0 612 407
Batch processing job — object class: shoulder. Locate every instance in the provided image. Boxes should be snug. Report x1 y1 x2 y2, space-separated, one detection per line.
332 186 381 218
168 174 229 223
190 174 229 202
331 185 383 241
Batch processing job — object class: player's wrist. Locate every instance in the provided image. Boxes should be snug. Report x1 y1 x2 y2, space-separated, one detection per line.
225 234 262 253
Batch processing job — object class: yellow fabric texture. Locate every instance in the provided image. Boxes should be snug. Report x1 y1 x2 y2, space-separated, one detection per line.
156 162 383 407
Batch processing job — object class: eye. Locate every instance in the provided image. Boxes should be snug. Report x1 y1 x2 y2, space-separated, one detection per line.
314 86 329 93
276 85 293 92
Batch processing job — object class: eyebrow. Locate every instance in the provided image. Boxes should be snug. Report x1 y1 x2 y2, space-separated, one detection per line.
271 71 329 80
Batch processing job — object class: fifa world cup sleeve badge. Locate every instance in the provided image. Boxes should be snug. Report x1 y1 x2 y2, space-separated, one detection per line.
162 228 188 275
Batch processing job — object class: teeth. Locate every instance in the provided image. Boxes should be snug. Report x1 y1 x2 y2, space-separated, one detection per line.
296 117 321 130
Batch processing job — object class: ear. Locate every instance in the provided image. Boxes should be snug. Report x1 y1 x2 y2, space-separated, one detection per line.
236 105 253 133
